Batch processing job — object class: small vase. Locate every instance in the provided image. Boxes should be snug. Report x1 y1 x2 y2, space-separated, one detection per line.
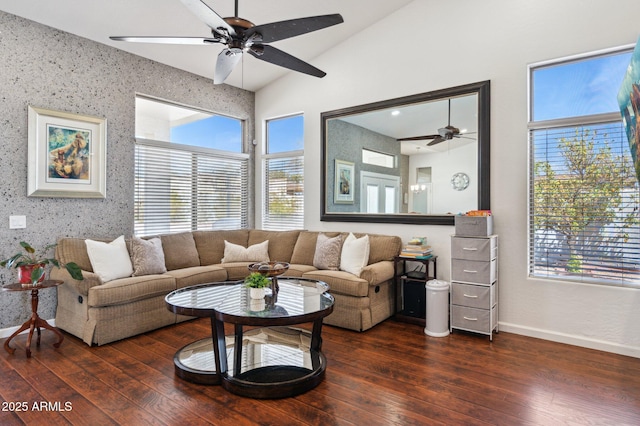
249 298 266 311
249 287 265 299
18 264 46 286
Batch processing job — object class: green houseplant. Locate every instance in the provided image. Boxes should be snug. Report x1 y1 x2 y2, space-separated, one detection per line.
244 272 270 299
1 241 84 285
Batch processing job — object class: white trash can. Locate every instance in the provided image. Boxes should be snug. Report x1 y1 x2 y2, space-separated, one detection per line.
424 280 450 337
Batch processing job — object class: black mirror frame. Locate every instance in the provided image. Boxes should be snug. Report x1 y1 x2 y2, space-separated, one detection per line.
320 80 490 225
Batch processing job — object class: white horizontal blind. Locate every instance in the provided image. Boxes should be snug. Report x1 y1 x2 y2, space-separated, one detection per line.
263 156 304 230
135 142 248 237
529 121 640 286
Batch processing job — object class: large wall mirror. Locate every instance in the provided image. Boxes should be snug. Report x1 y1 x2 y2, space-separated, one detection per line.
321 80 490 225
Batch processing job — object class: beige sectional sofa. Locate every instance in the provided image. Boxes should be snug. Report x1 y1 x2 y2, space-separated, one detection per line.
52 229 402 346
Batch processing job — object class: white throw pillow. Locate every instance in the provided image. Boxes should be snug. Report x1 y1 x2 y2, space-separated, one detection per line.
221 240 270 263
340 233 370 277
85 235 133 282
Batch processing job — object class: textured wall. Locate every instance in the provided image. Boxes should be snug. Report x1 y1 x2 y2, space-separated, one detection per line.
0 11 254 328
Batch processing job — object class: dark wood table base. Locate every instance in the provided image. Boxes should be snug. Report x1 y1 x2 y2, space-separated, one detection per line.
3 281 64 358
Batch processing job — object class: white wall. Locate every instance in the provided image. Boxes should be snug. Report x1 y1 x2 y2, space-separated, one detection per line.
255 0 640 357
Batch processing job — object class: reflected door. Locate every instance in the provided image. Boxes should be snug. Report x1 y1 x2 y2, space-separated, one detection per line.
361 172 400 213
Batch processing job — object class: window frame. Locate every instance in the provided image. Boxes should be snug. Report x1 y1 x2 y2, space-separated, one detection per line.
263 113 305 231
527 46 640 288
134 97 249 237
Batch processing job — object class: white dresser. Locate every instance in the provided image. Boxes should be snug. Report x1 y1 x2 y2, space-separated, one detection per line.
450 234 498 340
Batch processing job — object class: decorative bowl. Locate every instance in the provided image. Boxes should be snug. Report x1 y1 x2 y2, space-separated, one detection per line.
247 261 290 277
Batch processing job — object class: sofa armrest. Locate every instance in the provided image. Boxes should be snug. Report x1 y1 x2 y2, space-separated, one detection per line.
360 260 394 286
50 268 103 297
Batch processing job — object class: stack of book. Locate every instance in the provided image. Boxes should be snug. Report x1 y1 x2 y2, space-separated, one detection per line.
400 237 432 259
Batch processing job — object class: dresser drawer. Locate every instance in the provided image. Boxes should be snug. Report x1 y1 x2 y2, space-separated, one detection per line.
451 305 496 333
451 282 495 309
451 237 497 261
451 258 496 284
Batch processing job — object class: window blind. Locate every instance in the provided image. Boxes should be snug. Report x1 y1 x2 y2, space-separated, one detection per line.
263 156 304 230
528 121 640 286
135 142 248 237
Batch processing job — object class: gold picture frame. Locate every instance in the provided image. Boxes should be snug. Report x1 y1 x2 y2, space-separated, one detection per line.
334 159 354 204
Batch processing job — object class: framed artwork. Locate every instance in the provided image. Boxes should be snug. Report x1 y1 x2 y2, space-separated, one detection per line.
334 159 354 204
618 36 640 184
27 106 106 198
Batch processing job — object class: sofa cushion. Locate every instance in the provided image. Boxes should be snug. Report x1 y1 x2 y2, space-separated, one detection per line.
249 230 300 263
193 230 249 265
313 233 343 270
163 265 228 289
284 264 317 277
160 232 200 271
354 233 402 264
56 237 94 272
221 262 254 280
340 233 370 277
131 237 167 277
87 274 176 308
301 270 369 297
222 240 269 263
85 236 133 282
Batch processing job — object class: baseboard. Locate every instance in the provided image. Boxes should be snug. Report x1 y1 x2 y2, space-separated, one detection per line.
0 319 56 339
499 322 640 359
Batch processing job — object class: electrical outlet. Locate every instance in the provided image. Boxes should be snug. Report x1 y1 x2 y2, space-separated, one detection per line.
9 215 26 229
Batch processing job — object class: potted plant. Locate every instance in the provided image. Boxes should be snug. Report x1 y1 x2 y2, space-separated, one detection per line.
1 241 84 286
244 272 270 299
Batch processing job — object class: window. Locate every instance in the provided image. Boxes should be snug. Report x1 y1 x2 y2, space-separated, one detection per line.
263 114 304 230
362 148 395 168
528 49 640 287
134 96 248 236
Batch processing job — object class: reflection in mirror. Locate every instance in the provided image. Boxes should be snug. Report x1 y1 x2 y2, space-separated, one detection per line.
321 81 490 225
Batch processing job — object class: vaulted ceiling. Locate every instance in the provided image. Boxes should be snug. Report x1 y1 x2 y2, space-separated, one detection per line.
0 0 413 91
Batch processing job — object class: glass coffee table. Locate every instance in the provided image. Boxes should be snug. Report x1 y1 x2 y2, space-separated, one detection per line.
165 277 334 398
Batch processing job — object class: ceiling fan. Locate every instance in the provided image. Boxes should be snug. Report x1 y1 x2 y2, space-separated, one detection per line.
110 0 343 84
396 99 475 146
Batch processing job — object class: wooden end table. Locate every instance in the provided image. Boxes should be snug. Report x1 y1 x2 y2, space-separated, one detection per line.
2 279 64 358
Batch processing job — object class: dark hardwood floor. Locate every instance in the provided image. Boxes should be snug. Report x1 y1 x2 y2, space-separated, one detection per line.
1 317 639 425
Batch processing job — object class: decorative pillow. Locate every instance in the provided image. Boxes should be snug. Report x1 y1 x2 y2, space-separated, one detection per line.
313 233 343 270
221 240 270 263
131 237 167 277
85 235 133 282
340 233 370 277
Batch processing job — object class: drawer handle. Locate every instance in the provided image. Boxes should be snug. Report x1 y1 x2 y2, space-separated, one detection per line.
463 270 478 273
463 247 478 251
463 294 478 298
463 316 478 321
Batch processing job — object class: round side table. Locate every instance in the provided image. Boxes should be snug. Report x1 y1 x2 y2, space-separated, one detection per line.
2 280 64 358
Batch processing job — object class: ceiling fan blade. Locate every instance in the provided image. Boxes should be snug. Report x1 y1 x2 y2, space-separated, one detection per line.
214 48 243 84
397 134 438 142
427 136 447 146
247 44 325 78
179 0 236 37
109 36 221 45
245 14 344 43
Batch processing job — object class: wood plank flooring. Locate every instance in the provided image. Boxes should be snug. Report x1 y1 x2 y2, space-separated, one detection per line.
1 318 639 425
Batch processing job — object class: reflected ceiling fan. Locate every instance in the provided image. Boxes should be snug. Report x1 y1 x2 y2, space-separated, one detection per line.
396 99 475 146
110 0 343 84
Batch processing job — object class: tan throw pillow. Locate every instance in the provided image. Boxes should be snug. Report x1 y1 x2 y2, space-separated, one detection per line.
340 233 370 277
221 240 270 263
131 237 167 276
313 233 343 270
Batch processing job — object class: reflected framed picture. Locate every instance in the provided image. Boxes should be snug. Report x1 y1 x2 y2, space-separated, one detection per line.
334 159 354 204
27 106 106 198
